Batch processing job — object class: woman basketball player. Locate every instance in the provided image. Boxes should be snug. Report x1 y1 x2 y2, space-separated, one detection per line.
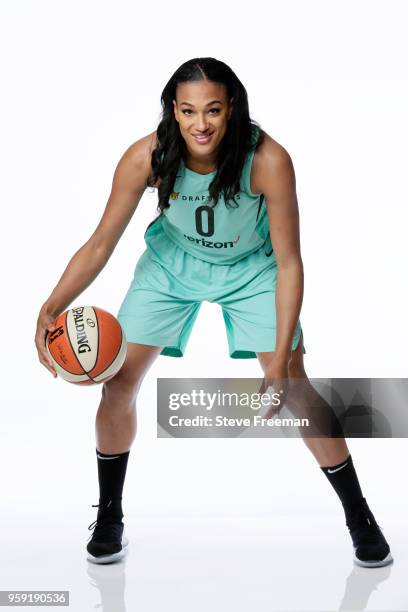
35 57 392 567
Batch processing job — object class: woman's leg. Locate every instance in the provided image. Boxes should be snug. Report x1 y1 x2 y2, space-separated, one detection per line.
256 333 393 567
96 342 163 453
87 342 163 564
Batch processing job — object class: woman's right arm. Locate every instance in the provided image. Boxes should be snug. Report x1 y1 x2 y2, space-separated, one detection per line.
35 131 157 377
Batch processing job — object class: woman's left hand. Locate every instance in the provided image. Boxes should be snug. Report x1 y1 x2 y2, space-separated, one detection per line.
257 356 290 419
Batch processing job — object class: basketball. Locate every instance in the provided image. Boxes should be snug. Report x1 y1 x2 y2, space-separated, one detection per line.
45 306 127 385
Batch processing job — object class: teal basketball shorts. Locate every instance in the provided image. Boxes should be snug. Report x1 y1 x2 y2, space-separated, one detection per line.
116 219 305 359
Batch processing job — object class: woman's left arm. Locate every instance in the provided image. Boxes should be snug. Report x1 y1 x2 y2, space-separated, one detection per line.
256 138 304 363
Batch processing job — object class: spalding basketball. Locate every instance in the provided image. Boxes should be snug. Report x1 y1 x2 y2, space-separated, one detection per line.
45 306 127 385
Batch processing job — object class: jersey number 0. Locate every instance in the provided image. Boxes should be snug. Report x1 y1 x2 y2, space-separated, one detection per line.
195 206 214 237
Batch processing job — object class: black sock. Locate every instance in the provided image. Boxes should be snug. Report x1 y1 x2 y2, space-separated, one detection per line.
320 454 364 521
96 448 130 518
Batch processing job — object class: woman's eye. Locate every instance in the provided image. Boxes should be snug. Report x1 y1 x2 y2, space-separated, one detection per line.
181 108 221 115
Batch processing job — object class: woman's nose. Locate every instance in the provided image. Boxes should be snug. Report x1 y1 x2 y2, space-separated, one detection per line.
195 114 210 130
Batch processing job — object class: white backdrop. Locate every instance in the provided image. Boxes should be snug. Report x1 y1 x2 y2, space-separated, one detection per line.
1 1 407 611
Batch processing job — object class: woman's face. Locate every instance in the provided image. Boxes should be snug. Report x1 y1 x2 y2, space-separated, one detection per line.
173 80 233 158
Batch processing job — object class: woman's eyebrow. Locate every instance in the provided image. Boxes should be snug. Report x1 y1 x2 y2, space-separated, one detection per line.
180 100 223 106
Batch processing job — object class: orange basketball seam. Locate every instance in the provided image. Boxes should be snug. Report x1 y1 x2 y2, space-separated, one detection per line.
92 326 124 381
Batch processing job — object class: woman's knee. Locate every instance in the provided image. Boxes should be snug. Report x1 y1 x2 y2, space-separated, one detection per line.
102 342 162 404
102 372 140 407
101 361 144 406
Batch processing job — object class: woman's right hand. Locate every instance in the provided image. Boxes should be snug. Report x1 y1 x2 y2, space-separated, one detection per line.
35 309 58 378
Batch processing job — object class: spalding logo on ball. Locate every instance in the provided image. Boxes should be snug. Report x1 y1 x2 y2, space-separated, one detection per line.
46 306 127 385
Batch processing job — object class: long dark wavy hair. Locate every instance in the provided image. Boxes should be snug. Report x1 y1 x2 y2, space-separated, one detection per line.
146 57 265 227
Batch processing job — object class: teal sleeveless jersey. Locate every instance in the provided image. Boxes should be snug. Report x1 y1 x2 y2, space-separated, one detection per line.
146 125 274 266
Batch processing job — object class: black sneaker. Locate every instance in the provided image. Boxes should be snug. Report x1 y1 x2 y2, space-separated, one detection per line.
346 497 393 568
87 500 129 564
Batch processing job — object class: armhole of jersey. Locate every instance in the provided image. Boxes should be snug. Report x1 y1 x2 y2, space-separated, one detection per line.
242 125 263 197
255 194 265 222
145 211 163 235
